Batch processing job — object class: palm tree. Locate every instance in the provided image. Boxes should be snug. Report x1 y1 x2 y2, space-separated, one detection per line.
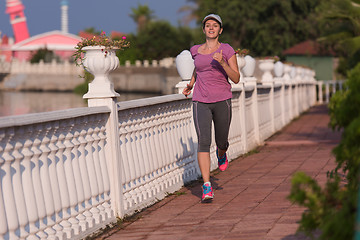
177 0 199 26
129 4 154 32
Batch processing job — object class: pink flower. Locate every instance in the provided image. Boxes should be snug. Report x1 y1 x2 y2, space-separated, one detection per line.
122 36 126 40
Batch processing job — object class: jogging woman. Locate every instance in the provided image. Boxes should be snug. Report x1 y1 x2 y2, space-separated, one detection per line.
182 14 240 202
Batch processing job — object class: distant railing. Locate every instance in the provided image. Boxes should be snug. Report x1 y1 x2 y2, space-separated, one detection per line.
318 80 345 103
1 57 177 75
0 56 340 239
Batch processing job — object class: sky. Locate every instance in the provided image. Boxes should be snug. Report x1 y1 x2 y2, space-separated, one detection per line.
0 0 197 38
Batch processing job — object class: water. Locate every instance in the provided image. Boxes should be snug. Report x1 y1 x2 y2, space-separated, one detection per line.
0 91 160 117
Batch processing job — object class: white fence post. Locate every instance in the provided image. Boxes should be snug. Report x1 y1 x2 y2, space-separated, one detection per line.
259 60 275 133
238 82 248 153
325 81 330 103
82 47 124 218
274 61 286 130
318 81 323 104
244 74 260 146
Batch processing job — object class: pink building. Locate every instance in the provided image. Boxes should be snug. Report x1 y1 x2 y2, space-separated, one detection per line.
11 30 81 61
1 0 81 62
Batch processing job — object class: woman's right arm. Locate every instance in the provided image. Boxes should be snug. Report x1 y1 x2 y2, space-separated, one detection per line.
182 70 196 97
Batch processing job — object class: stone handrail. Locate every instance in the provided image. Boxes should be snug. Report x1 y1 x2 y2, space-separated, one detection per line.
0 55 340 239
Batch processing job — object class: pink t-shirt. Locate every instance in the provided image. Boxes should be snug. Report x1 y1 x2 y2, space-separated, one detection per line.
190 43 235 103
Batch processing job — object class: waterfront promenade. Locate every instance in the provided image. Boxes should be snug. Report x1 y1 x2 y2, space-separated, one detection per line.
97 104 341 240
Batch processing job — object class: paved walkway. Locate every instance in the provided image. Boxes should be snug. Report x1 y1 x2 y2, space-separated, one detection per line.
98 104 341 240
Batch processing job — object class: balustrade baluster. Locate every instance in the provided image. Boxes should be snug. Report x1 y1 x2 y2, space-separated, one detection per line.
62 121 81 235
140 111 151 177
46 123 67 239
129 113 142 186
157 111 167 171
178 105 189 160
160 107 170 169
118 119 131 185
132 110 145 176
54 125 74 238
152 110 166 192
68 118 88 233
97 119 112 219
175 105 186 163
84 121 101 224
18 128 40 240
77 120 95 228
135 110 150 201
10 128 33 239
90 115 106 221
29 125 49 239
122 116 139 206
137 110 150 201
0 130 8 239
179 104 192 160
131 112 145 204
118 116 134 210
145 110 160 196
142 111 155 198
167 105 177 167
0 157 8 239
168 105 180 185
162 107 172 168
38 123 58 239
0 128 22 240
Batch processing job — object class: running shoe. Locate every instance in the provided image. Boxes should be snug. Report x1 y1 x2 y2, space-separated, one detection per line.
216 148 229 171
202 183 214 202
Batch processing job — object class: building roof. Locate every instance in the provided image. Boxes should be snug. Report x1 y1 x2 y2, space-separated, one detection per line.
11 30 81 51
283 40 335 56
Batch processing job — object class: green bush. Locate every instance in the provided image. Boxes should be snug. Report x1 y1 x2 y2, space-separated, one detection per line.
288 63 360 239
30 48 60 63
73 71 94 95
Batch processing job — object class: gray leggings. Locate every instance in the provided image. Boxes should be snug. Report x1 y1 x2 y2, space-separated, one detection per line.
193 99 232 152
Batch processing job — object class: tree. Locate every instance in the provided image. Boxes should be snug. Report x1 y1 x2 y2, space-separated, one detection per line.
316 0 360 75
187 0 322 57
133 21 193 60
129 4 154 33
83 27 101 35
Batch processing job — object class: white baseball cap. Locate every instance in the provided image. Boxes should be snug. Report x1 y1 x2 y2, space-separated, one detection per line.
202 14 222 27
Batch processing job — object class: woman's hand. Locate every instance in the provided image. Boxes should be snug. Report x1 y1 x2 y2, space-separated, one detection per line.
213 50 240 84
182 84 193 97
213 50 225 65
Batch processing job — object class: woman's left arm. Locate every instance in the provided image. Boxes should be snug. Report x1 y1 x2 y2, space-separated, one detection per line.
213 50 240 84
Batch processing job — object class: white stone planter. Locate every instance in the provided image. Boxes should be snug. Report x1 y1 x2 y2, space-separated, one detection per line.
242 55 256 77
175 50 194 81
82 46 120 99
236 54 246 71
236 54 246 83
175 50 195 93
258 59 274 82
274 61 284 78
